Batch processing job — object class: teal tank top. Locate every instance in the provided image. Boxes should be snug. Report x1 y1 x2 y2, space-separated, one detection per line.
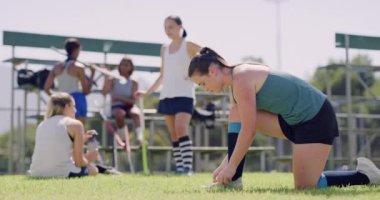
256 71 326 125
232 70 326 125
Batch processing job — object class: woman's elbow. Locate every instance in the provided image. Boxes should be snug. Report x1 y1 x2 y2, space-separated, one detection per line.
83 88 90 95
74 158 86 167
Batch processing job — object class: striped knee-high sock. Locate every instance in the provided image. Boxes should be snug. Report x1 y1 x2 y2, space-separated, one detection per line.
179 135 193 172
172 141 184 173
228 122 246 181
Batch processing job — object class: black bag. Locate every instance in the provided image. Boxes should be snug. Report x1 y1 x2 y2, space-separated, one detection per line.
192 107 216 129
17 69 36 88
17 69 52 89
34 69 51 89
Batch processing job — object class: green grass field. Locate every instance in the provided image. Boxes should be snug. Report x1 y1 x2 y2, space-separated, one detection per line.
0 173 379 200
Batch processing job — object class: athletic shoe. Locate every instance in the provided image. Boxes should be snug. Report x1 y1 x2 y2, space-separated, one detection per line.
356 157 380 184
104 168 123 175
182 169 193 176
207 177 243 191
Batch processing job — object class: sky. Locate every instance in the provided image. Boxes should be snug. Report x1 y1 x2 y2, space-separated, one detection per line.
0 0 380 133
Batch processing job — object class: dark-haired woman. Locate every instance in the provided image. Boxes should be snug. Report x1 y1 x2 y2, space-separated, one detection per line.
44 38 95 124
188 47 380 189
136 15 201 175
102 56 143 144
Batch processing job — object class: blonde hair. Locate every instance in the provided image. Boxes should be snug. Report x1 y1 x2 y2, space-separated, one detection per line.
45 92 73 119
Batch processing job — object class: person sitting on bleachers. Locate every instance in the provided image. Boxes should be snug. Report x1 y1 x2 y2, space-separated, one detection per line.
102 56 143 145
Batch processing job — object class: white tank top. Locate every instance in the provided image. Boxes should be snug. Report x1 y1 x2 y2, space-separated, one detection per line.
160 40 195 99
56 60 81 93
29 115 80 177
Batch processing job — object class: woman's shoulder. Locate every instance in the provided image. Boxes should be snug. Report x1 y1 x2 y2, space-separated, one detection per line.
185 41 202 57
65 117 83 128
233 64 269 82
234 63 268 72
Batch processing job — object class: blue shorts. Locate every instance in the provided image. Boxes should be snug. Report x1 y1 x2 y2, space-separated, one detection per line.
68 167 89 178
278 100 339 145
70 92 87 118
157 97 194 115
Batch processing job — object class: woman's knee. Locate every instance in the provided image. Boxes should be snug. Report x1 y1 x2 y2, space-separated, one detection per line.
88 164 98 176
130 112 140 121
175 123 189 136
294 178 318 189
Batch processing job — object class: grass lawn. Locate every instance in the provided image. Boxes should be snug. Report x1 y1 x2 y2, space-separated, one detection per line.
0 172 379 200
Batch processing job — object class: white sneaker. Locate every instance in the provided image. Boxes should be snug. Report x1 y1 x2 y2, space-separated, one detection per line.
356 157 380 184
207 177 243 190
137 132 144 143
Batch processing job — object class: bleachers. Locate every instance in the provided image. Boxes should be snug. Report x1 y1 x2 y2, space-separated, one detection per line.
3 31 275 174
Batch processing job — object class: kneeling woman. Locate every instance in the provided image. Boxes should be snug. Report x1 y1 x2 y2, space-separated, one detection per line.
188 47 380 189
29 92 98 178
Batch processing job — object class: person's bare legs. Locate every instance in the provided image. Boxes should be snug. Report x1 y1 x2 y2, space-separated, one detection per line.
174 113 191 138
112 108 126 129
112 108 128 146
255 110 330 188
254 110 372 189
129 106 142 142
293 143 331 189
165 115 177 141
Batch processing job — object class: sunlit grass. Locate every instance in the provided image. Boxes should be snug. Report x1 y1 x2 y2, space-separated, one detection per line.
0 173 379 200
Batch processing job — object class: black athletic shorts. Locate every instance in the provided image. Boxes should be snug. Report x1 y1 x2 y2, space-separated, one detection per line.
157 97 194 115
278 100 339 145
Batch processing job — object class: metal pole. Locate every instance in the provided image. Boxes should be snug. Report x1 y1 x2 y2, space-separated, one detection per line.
324 69 332 99
16 106 21 173
324 68 335 170
345 34 356 168
8 46 15 174
21 86 27 173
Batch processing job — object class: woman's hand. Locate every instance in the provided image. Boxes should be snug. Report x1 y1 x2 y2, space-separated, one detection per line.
134 90 147 99
212 160 228 183
83 129 97 143
89 64 97 75
215 164 236 185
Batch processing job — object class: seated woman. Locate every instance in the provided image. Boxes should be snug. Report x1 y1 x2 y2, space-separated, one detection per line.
102 56 143 145
29 92 98 178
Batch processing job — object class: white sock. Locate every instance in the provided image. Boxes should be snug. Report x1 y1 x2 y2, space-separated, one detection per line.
135 127 143 141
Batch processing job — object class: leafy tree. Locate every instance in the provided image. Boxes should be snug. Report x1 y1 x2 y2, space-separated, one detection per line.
310 54 375 96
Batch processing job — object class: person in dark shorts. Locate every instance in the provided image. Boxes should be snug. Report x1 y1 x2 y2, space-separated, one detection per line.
102 56 143 144
136 15 201 175
188 47 380 189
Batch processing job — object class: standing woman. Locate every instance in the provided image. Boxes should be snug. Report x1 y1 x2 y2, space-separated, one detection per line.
29 92 98 178
44 38 95 125
136 15 201 174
